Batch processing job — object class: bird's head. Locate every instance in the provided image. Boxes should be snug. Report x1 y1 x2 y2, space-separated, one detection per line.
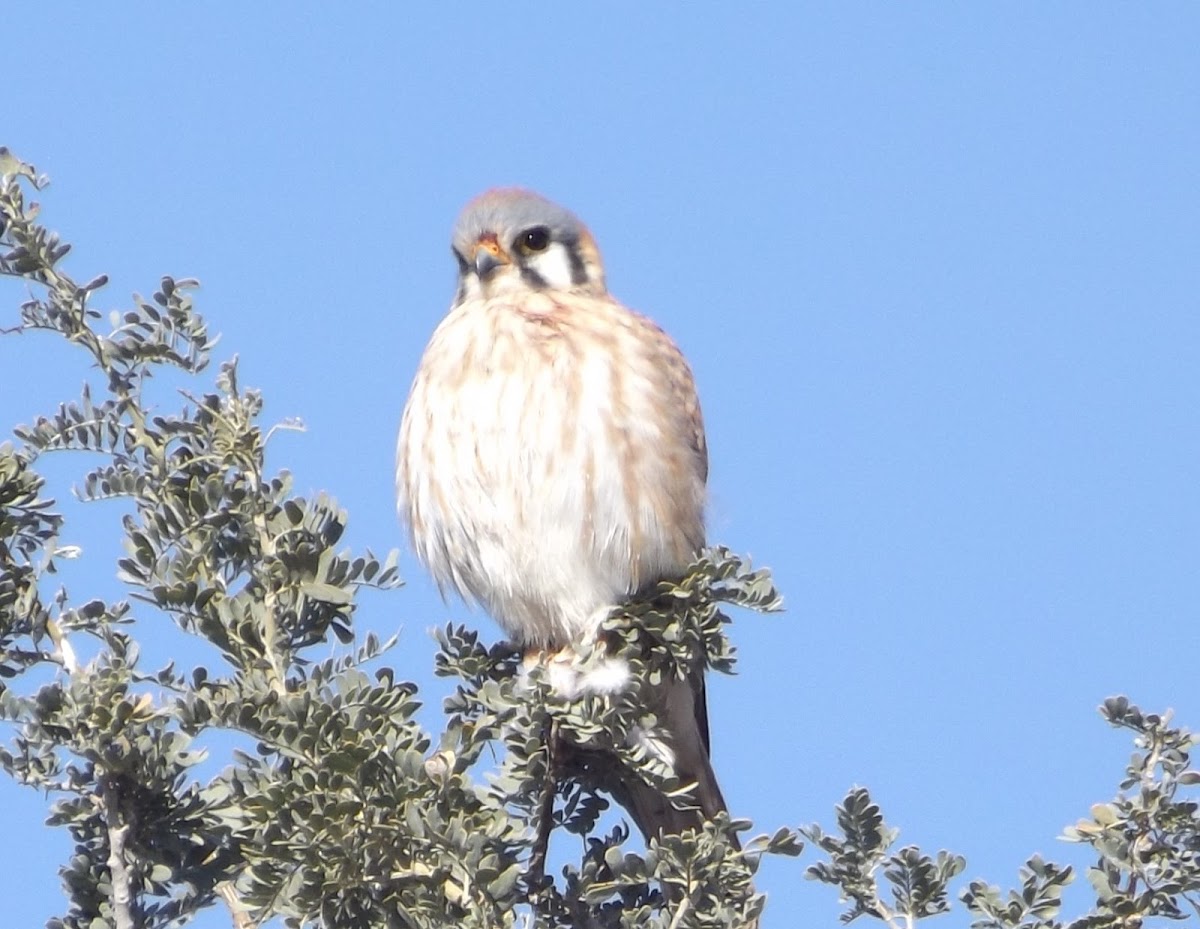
450 188 607 304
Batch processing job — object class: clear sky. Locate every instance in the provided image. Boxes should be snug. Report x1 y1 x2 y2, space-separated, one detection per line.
3 5 1198 926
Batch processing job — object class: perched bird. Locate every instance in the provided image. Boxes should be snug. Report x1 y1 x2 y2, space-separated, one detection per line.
396 188 726 840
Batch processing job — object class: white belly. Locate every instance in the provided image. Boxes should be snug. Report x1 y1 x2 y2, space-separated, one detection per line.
397 292 706 646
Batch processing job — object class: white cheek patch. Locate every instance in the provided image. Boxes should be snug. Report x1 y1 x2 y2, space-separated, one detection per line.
527 244 577 291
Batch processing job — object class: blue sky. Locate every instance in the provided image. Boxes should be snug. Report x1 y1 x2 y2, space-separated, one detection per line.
3 5 1198 926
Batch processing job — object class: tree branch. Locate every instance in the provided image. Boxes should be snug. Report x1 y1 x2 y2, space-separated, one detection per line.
101 776 138 929
218 881 253 929
529 716 560 887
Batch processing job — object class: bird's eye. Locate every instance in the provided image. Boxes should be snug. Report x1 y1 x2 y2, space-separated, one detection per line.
518 227 551 253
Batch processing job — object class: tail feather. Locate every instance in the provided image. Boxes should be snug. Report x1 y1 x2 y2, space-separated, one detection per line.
610 674 758 926
619 673 738 848
543 658 758 925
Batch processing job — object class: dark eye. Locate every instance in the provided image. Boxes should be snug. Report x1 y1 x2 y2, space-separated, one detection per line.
519 226 551 253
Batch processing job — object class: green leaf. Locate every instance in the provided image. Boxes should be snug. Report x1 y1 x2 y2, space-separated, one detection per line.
300 582 353 605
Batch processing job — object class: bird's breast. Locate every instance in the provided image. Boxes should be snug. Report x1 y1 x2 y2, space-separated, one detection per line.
397 294 706 646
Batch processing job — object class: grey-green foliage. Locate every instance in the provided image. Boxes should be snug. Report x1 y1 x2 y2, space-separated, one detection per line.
6 148 1200 929
0 149 801 929
802 787 967 926
960 696 1200 929
802 696 1200 929
433 553 795 928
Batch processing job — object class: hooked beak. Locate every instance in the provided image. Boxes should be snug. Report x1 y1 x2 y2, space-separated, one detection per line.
473 235 508 279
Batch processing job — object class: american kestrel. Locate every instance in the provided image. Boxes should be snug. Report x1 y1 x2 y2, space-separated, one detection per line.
396 188 726 839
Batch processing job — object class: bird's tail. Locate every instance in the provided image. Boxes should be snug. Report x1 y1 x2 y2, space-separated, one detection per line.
610 673 760 927
618 673 736 847
544 657 758 925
